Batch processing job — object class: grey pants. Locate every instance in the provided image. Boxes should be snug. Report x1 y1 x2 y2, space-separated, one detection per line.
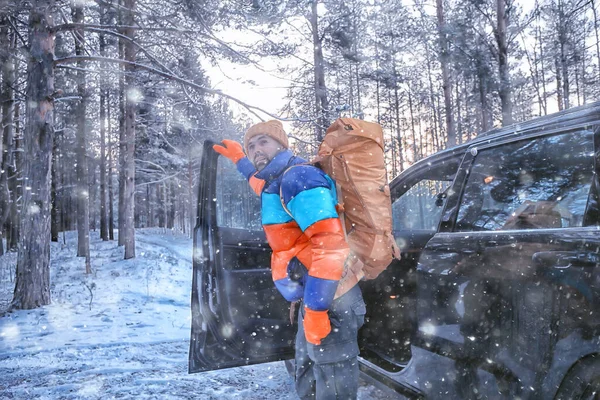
295 284 366 400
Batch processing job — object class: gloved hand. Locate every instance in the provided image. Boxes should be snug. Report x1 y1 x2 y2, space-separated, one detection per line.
213 140 245 164
303 307 331 345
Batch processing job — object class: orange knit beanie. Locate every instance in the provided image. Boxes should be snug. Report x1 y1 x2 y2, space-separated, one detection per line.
243 120 289 153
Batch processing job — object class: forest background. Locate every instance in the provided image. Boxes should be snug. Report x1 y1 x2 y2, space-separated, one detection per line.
1 0 598 310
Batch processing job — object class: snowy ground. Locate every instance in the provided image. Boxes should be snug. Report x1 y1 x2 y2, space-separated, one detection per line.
0 229 399 399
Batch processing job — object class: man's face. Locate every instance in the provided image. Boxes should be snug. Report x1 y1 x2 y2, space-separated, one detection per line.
247 134 283 171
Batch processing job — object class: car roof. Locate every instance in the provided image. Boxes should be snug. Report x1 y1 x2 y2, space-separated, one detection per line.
393 100 600 183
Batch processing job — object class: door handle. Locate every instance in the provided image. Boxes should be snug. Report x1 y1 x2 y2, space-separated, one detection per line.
532 251 600 269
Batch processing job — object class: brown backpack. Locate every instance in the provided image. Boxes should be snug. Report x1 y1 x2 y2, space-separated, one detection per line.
315 118 401 290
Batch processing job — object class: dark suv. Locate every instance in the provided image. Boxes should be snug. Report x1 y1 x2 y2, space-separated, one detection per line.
189 102 600 399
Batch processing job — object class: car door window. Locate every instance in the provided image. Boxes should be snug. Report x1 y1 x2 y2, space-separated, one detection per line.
393 178 453 231
456 129 596 231
216 157 262 231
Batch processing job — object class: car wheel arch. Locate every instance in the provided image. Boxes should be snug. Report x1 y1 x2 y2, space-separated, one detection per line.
555 353 600 400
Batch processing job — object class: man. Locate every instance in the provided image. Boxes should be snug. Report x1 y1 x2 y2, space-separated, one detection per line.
213 120 366 399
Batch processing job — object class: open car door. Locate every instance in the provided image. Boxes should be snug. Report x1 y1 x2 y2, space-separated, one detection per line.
189 140 295 373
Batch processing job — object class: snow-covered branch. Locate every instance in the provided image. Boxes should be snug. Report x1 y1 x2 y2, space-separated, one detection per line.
54 55 311 123
135 159 168 173
136 172 182 186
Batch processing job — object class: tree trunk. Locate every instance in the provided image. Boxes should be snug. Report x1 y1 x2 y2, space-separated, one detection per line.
536 15 548 115
51 128 59 242
148 185 153 228
388 87 397 177
180 193 185 234
525 21 544 115
496 0 513 125
107 87 115 241
390 31 404 173
560 42 570 109
164 183 170 229
352 9 361 117
592 0 600 86
375 45 381 124
11 0 55 310
417 103 424 159
556 57 564 111
122 0 136 259
424 45 441 150
168 181 175 230
72 3 91 273
465 76 473 141
0 18 15 252
188 160 195 237
393 84 404 173
580 21 587 105
478 65 491 132
355 65 362 117
574 65 581 106
374 47 387 171
134 200 140 228
434 93 443 151
89 159 97 231
99 6 108 241
436 0 455 147
407 89 418 164
118 0 126 246
158 183 165 228
310 0 329 141
558 0 570 110
64 156 74 231
99 88 108 240
146 184 151 228
7 99 20 251
348 65 354 115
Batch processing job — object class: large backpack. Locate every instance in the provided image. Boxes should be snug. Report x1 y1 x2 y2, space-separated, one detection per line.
315 118 400 283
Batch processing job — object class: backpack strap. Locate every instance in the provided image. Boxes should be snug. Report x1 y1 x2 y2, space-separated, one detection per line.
279 165 300 218
279 164 343 221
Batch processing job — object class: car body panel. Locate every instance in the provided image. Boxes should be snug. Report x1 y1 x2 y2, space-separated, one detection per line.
189 141 294 373
388 105 600 398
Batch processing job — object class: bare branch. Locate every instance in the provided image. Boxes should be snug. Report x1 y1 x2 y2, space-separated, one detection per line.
284 18 313 44
569 0 593 17
58 8 92 57
145 126 180 153
508 5 539 44
84 27 176 78
247 25 312 66
7 17 26 47
288 134 319 147
471 2 497 34
135 158 168 173
55 96 83 102
136 172 182 186
53 22 251 62
54 55 294 121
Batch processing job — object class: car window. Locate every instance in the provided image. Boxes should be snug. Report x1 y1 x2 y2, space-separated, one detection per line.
455 129 596 231
216 157 262 231
393 179 453 231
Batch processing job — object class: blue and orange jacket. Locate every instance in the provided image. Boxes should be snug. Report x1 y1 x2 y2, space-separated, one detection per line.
235 150 349 312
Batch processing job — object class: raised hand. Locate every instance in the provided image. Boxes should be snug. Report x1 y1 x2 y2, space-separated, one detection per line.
213 139 245 164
